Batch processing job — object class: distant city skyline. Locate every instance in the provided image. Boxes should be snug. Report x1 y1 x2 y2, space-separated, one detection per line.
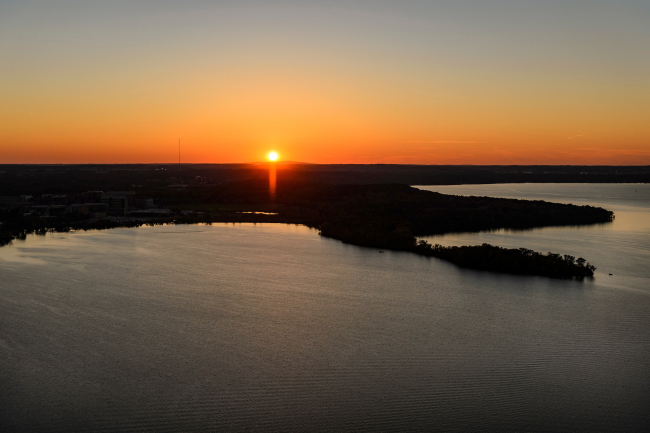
1 0 648 164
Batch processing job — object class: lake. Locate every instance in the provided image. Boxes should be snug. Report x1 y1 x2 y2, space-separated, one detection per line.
1 184 648 432
416 183 650 293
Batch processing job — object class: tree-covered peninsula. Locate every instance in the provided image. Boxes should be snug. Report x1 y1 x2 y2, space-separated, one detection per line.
1 181 613 278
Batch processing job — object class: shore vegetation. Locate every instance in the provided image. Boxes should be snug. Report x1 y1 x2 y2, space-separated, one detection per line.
1 181 613 279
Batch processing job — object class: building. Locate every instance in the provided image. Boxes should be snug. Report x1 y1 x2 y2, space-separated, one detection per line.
49 205 66 216
86 191 104 203
39 194 69 205
100 195 129 216
134 198 154 208
105 191 136 209
67 203 108 217
0 196 25 211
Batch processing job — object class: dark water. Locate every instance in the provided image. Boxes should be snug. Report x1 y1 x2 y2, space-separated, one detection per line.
1 185 649 432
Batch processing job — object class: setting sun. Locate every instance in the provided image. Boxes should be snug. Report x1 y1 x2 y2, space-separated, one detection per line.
268 152 278 161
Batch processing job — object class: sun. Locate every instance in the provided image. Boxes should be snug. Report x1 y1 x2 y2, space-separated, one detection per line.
268 152 278 161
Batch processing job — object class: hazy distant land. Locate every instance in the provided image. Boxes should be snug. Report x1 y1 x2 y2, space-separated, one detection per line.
1 164 649 196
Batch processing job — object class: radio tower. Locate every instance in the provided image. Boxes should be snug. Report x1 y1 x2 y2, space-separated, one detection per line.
178 139 180 166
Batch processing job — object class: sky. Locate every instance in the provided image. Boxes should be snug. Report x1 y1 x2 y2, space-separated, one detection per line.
1 0 649 164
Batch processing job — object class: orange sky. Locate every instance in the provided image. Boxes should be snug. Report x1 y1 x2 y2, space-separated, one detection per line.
1 1 648 165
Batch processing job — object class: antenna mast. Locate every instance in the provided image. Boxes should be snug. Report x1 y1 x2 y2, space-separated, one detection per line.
178 139 180 165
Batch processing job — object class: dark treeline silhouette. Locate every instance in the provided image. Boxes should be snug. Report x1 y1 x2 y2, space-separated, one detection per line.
1 178 614 278
414 242 596 278
1 164 649 196
274 182 613 239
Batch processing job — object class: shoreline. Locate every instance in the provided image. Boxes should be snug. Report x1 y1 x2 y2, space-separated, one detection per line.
1 184 614 279
1 213 603 280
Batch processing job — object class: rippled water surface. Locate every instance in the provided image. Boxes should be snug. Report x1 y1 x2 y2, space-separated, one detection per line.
1 184 649 432
416 183 650 293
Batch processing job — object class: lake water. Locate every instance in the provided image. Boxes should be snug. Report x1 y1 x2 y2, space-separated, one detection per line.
416 183 650 294
1 184 649 432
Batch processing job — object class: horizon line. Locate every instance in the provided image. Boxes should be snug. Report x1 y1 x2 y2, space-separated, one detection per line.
1 162 649 167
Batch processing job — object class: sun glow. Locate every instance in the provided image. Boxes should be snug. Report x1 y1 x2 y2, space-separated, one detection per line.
268 152 278 161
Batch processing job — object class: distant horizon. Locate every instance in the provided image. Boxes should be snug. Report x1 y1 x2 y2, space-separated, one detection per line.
1 162 650 167
1 148 649 166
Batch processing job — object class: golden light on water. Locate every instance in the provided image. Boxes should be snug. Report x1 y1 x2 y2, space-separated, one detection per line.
268 152 277 201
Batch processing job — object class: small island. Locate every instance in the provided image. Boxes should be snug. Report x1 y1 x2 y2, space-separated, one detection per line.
414 242 596 278
1 180 613 279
